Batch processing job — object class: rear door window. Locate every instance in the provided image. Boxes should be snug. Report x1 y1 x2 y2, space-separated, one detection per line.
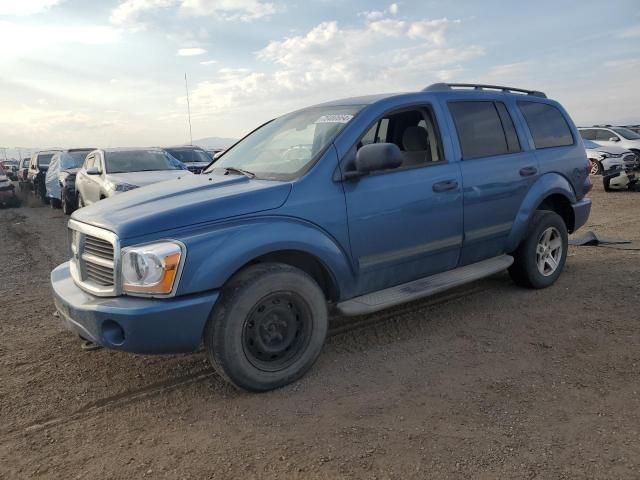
448 101 511 159
595 129 616 141
517 101 574 148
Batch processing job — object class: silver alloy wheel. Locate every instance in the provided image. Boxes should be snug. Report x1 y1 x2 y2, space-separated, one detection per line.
536 227 563 276
589 159 601 175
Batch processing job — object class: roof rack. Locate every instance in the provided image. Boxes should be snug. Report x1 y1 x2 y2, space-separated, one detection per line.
592 124 612 127
423 83 547 98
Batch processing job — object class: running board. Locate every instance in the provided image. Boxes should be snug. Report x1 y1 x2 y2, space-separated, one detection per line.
336 255 514 316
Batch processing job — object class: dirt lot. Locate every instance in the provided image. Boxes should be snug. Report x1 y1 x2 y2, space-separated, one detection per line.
1 182 640 479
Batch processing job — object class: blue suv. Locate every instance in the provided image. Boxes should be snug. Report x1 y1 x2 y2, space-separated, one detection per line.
51 83 592 391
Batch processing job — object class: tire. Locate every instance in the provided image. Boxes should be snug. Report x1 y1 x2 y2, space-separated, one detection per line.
508 210 568 289
204 263 328 392
603 177 612 192
589 159 602 176
62 192 74 215
50 198 61 209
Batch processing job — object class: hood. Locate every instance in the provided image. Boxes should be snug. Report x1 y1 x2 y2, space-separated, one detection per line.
584 143 631 156
106 169 188 187
72 173 292 239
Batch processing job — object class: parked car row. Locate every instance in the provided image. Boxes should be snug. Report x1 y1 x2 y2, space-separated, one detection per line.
13 144 222 214
579 125 640 191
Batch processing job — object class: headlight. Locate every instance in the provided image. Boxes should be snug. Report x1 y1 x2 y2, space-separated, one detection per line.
107 181 139 192
121 241 184 296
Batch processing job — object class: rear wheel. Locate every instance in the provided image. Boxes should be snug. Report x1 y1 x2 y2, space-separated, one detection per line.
204 263 328 392
509 210 568 289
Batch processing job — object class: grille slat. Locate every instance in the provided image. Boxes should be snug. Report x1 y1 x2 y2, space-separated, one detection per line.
82 234 115 287
85 266 114 286
84 236 114 260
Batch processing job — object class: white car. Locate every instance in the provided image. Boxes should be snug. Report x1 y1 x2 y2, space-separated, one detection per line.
582 139 638 175
579 126 640 158
75 148 192 207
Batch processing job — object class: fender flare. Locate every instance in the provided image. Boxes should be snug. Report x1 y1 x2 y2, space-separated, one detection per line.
506 173 576 251
176 216 357 299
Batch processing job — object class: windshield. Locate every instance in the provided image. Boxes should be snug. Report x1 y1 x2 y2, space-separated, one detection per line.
62 151 92 169
612 128 640 140
105 150 183 174
205 106 362 180
165 148 211 164
38 153 54 166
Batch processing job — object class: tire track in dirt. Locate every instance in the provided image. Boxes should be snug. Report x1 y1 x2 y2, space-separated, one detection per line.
0 282 488 442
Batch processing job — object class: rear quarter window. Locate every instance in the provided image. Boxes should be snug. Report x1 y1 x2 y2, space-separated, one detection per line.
518 101 574 149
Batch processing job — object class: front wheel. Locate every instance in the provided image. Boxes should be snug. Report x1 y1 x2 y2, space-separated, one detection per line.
204 263 328 392
589 159 602 176
509 210 568 289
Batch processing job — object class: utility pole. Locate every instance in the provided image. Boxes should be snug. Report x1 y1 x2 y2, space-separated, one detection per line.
184 73 193 145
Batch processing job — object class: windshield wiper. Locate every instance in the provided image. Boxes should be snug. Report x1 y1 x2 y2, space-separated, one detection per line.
223 167 255 178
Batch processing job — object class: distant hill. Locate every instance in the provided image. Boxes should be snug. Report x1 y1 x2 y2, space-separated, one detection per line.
193 136 237 150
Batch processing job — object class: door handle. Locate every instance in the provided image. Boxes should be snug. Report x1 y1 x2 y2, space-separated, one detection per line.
432 180 459 192
519 166 538 177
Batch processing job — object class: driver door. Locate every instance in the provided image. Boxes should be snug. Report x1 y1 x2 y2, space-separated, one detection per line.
343 106 463 295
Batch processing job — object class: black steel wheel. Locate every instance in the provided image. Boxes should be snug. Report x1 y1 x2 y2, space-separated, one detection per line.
242 292 312 372
204 263 328 392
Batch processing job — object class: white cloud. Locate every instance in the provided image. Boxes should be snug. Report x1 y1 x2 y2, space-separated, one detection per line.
618 24 640 39
0 20 121 57
187 13 483 121
361 3 399 21
0 0 62 16
177 47 206 56
110 0 174 28
179 0 276 21
110 0 276 28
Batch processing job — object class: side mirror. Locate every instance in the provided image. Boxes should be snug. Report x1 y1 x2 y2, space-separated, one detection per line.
609 137 620 142
86 167 101 175
345 143 403 179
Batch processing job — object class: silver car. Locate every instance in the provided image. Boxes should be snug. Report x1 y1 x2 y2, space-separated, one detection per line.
75 148 191 207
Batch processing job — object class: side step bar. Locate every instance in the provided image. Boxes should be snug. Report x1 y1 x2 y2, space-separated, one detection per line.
336 255 514 316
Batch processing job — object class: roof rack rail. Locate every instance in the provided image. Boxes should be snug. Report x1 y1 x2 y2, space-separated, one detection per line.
423 83 547 98
592 124 612 127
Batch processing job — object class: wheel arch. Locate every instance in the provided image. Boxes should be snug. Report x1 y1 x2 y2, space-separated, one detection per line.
175 217 357 301
506 173 577 252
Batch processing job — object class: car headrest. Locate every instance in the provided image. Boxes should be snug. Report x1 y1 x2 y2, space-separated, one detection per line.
402 126 429 151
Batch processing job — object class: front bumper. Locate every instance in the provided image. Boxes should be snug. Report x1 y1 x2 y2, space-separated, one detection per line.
572 198 591 232
51 261 219 354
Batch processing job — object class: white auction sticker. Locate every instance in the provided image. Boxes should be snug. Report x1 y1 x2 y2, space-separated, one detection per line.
315 114 354 124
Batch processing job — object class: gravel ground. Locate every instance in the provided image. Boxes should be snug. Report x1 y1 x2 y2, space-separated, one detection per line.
1 181 640 479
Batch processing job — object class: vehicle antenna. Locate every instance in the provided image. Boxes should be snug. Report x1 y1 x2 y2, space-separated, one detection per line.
185 73 193 146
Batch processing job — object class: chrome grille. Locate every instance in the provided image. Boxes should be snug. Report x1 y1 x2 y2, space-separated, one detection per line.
84 236 114 260
69 220 120 296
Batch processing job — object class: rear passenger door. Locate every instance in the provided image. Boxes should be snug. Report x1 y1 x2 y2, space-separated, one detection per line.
447 100 539 265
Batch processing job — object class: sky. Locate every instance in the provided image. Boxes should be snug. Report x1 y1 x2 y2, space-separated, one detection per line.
0 0 639 155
